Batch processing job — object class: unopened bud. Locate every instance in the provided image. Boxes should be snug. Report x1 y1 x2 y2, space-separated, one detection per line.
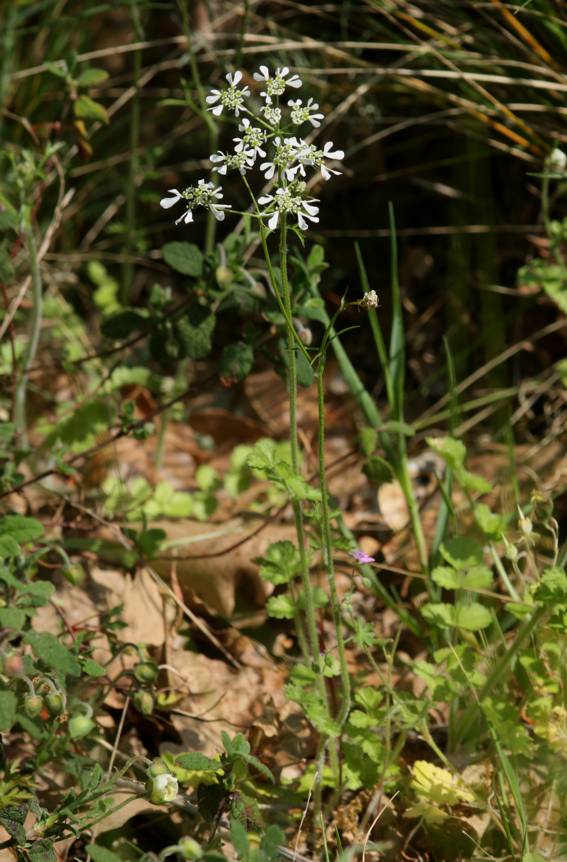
360 290 379 309
146 772 178 804
547 148 567 172
24 694 44 718
134 661 159 684
178 838 203 860
133 690 154 716
215 265 233 287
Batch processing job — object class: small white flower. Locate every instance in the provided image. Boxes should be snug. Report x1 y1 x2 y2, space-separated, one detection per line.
260 98 282 126
160 179 230 225
253 65 302 97
233 118 267 158
259 182 319 231
292 141 345 181
206 70 250 117
288 98 325 128
210 148 256 175
548 147 567 173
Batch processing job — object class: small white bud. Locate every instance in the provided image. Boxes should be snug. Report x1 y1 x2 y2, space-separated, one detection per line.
547 148 567 172
146 772 178 804
360 290 379 309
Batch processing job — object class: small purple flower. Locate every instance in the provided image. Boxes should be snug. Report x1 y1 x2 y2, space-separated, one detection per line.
350 549 375 564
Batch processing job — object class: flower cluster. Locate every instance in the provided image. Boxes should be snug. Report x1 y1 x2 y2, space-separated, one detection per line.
160 66 345 232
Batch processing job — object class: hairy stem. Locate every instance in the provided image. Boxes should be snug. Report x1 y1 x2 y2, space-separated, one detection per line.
14 226 43 445
316 359 351 726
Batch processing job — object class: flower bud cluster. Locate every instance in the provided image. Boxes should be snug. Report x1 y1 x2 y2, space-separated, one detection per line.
160 66 345 232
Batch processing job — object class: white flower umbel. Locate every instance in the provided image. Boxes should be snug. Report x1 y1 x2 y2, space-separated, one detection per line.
206 70 250 117
160 179 230 225
548 147 567 173
293 141 345 181
233 118 267 158
260 136 302 181
259 182 319 231
288 98 325 128
253 65 302 96
210 148 256 175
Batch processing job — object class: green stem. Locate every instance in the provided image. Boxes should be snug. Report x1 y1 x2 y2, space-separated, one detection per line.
316 359 351 726
279 216 320 667
122 0 143 303
14 226 43 445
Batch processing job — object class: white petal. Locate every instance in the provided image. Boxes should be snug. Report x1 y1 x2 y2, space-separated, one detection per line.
303 201 319 215
268 212 279 230
212 208 226 222
297 213 307 230
210 153 223 162
309 118 321 128
232 70 243 85
280 67 289 76
321 166 331 180
211 104 223 116
176 209 193 225
287 76 302 88
258 195 273 204
205 92 220 103
159 190 181 209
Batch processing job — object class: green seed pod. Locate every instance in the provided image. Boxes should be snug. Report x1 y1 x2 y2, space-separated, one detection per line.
133 661 159 684
23 694 44 718
133 690 154 716
215 265 233 287
63 564 85 586
68 714 95 739
46 692 64 716
178 837 203 860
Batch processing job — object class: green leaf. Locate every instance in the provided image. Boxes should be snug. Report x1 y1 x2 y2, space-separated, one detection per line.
74 94 109 123
363 455 394 485
85 846 123 862
77 68 109 87
82 658 106 677
229 819 249 861
219 342 254 384
0 211 18 231
0 608 26 629
162 241 203 276
427 436 466 470
0 515 44 545
422 601 492 631
0 534 20 557
176 752 221 771
256 540 301 585
0 804 28 843
441 537 484 569
533 567 567 605
432 565 493 591
101 310 147 340
266 594 295 619
0 690 18 732
56 400 113 449
28 840 57 862
24 631 81 677
474 503 505 538
176 303 215 359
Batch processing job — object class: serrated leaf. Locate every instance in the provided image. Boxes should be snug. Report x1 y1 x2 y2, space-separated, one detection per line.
219 341 254 384
28 840 57 862
427 436 466 470
474 503 505 538
0 534 20 557
162 241 203 276
441 537 484 569
24 631 81 677
77 68 109 87
422 601 492 631
432 564 493 591
266 594 295 619
74 94 109 123
0 690 18 732
256 540 301 585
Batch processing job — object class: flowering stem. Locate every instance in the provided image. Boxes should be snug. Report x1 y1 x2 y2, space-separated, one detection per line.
316 355 351 727
14 224 43 445
279 215 320 668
